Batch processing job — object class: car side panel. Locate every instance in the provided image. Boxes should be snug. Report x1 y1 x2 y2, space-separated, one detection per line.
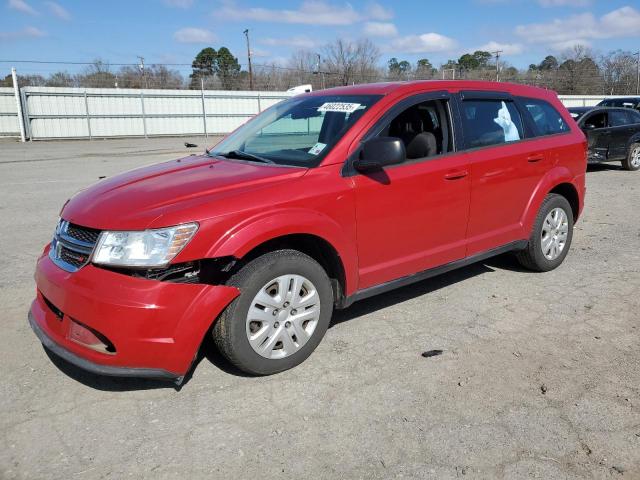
198 164 360 296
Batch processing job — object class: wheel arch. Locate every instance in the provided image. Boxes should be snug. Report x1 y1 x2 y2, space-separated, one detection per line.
205 209 358 302
521 167 582 235
549 182 580 221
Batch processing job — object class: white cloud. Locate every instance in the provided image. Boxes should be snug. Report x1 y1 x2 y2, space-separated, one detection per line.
260 35 320 49
367 2 393 20
8 0 37 15
173 27 217 43
44 1 70 20
363 21 397 37
0 26 45 39
538 0 591 6
515 6 640 50
390 33 457 53
164 0 194 7
475 41 524 55
217 0 361 26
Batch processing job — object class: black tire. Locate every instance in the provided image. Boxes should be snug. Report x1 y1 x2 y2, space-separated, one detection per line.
212 249 333 375
516 193 574 272
622 143 640 171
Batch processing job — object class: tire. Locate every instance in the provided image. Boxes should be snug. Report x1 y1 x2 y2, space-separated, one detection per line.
516 193 574 272
622 143 640 171
212 249 333 375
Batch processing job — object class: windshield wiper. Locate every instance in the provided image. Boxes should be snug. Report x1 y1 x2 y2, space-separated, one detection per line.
217 150 274 164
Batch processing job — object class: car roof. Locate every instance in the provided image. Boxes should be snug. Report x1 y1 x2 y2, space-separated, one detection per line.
600 97 640 101
306 80 558 101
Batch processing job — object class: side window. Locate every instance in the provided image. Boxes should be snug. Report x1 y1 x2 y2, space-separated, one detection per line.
629 110 640 124
382 99 452 161
585 112 607 129
520 98 569 136
609 110 632 127
461 99 523 148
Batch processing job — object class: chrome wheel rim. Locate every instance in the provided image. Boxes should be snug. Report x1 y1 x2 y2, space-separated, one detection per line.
245 274 320 359
631 147 640 168
541 207 569 261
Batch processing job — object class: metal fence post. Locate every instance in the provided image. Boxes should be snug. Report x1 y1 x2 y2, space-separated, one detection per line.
83 90 92 140
11 68 26 142
257 92 262 113
20 88 32 140
200 78 208 139
140 91 147 138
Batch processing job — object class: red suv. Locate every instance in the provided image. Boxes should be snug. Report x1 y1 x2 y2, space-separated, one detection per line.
29 81 586 383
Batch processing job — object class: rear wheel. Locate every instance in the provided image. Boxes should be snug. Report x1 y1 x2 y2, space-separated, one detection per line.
212 249 333 375
516 193 574 272
622 143 640 171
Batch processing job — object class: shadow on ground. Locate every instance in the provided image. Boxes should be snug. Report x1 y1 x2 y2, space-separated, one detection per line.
43 253 526 390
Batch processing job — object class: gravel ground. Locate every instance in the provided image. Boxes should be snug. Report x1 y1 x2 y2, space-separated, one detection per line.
0 137 638 479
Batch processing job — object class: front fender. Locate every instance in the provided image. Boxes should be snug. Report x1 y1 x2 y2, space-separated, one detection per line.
205 208 359 295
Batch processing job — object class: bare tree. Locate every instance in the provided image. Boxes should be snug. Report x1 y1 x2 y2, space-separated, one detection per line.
323 38 381 86
601 50 637 95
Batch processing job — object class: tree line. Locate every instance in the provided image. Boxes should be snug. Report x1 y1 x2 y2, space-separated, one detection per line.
2 40 638 96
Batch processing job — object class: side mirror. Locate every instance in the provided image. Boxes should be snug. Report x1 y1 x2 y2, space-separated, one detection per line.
353 137 406 172
583 123 596 130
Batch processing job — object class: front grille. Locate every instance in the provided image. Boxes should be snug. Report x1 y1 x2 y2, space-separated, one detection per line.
59 245 91 268
66 223 101 244
50 220 102 272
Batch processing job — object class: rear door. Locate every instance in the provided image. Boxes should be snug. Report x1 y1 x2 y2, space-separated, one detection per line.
607 109 635 159
456 92 546 255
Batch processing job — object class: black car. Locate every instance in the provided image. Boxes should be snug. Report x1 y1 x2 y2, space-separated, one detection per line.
572 107 640 171
597 97 640 111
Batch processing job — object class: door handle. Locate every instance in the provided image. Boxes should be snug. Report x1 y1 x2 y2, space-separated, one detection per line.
527 155 544 163
444 170 468 180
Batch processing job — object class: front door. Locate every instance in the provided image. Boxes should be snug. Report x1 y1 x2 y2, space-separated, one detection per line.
350 93 471 290
582 111 610 161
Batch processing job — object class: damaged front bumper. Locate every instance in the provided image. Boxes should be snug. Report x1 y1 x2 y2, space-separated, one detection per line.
29 251 239 384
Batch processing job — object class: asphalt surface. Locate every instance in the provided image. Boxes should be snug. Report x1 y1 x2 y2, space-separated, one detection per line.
1 137 639 479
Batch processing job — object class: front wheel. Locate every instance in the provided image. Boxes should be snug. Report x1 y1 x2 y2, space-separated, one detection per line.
622 143 640 171
516 193 574 272
212 249 333 375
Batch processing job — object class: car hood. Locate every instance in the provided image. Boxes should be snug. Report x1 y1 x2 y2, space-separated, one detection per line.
61 155 307 230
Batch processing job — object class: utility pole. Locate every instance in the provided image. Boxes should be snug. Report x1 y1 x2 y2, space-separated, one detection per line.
635 50 640 95
137 56 147 89
244 29 253 90
314 53 325 90
492 50 503 82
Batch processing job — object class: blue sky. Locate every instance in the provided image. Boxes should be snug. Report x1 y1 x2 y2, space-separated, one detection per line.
1 0 639 78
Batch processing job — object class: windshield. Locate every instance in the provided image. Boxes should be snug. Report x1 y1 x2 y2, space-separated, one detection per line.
210 94 382 167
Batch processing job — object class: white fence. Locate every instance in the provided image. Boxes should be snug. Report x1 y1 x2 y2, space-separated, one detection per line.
0 89 636 140
0 87 21 137
18 87 291 140
558 95 607 107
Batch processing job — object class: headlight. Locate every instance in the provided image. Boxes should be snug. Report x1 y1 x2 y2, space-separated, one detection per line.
92 223 198 267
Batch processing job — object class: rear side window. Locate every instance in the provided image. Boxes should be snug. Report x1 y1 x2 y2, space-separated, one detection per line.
521 98 569 136
609 110 633 127
461 99 523 148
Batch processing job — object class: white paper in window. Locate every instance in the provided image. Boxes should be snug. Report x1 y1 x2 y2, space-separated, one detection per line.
494 101 520 142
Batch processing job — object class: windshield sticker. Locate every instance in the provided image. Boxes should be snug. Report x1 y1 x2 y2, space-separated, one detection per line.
308 142 327 155
317 102 361 114
494 101 520 142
